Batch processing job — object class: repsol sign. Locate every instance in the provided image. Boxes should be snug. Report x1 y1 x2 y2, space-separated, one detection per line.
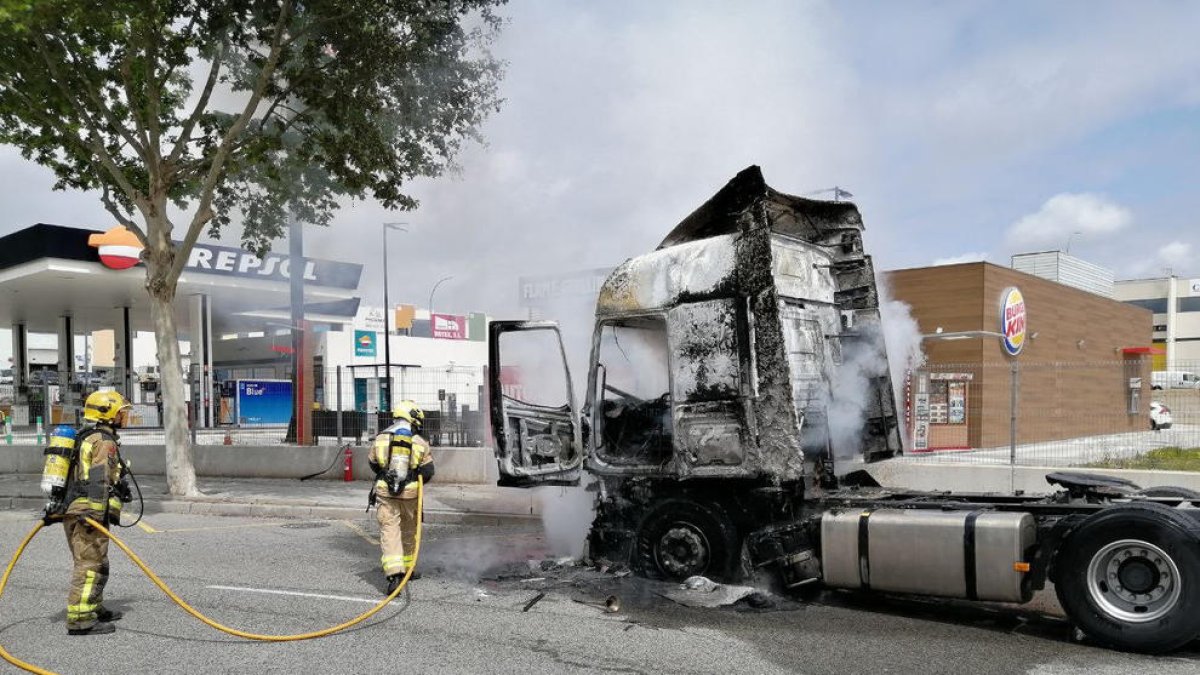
86 226 362 290
187 243 361 289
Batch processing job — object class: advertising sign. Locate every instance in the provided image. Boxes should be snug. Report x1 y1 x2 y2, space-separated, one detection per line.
354 330 377 357
1189 278 1200 296
235 379 293 426
999 287 1027 357
432 313 467 340
355 306 386 332
86 225 363 288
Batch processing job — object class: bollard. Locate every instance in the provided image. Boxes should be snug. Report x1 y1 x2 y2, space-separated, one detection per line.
343 445 354 482
35 416 43 445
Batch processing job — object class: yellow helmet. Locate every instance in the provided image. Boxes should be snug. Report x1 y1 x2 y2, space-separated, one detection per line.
83 390 131 424
393 400 425 429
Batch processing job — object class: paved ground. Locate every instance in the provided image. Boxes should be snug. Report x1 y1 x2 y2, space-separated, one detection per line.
2 509 1199 675
0 473 542 525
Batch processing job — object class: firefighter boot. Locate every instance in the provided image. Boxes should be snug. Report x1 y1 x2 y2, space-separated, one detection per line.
67 621 116 636
96 607 123 622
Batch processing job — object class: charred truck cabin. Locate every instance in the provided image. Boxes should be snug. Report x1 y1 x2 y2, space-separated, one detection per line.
488 166 1200 653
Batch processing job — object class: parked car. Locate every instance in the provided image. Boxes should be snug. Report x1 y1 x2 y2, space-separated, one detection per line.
1151 401 1173 431
28 370 60 386
1152 370 1200 390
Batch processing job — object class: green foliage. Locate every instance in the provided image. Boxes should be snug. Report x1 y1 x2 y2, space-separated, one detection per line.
0 0 505 262
1088 447 1200 472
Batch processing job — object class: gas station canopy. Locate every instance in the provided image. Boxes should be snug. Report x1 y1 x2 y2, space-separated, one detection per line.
0 224 363 336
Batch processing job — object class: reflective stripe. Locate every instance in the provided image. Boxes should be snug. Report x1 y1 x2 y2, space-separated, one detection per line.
401 555 415 566
80 570 96 607
87 499 107 511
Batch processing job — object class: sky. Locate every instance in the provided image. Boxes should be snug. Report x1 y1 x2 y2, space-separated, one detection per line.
1 0 1198 327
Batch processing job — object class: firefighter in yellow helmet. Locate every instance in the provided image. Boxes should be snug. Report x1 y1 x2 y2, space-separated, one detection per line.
61 390 132 635
369 400 434 594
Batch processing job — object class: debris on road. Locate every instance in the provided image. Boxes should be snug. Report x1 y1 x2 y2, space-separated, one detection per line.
522 592 547 612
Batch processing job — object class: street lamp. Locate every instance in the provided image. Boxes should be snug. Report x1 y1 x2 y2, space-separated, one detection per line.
382 222 408 414
428 275 454 317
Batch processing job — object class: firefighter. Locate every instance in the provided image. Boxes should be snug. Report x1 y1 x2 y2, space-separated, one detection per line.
61 390 131 635
369 400 435 594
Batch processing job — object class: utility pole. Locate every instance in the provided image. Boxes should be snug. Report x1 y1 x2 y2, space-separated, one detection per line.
382 223 408 414
289 217 308 444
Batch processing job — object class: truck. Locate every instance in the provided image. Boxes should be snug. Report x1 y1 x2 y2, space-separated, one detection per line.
486 167 1200 653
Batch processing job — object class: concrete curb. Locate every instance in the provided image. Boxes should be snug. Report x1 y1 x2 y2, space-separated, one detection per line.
0 495 538 526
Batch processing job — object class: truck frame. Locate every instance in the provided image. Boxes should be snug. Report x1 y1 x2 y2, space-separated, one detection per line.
487 167 1200 653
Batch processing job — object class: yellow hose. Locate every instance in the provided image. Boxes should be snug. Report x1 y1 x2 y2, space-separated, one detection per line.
1 478 424 674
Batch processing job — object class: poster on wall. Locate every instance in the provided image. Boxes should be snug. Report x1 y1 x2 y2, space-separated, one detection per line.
432 313 467 340
236 379 293 426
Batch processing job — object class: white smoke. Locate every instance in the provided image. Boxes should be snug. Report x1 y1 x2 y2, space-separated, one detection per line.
534 482 596 559
822 275 927 465
824 321 889 464
877 275 927 453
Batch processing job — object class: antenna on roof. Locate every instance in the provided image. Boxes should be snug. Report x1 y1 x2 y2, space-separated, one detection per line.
805 186 854 202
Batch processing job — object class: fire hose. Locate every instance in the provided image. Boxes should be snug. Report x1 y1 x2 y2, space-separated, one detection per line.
0 478 424 675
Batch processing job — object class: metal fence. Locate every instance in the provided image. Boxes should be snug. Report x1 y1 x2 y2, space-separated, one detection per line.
0 364 488 448
903 359 1200 469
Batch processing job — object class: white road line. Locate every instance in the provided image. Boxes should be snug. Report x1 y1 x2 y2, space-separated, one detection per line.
206 584 393 605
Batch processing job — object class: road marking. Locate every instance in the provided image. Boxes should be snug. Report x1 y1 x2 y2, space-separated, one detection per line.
207 584 391 606
340 520 379 545
137 521 159 534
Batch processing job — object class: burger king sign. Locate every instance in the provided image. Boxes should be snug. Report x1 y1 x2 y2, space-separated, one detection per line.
999 287 1026 357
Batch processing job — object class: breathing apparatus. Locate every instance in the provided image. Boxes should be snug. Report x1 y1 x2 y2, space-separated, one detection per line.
39 425 76 517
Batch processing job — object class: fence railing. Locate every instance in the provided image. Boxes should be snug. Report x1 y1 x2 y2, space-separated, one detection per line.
0 364 488 448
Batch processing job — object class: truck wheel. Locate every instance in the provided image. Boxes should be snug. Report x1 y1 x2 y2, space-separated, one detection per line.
635 499 738 582
1137 486 1200 500
1055 503 1200 653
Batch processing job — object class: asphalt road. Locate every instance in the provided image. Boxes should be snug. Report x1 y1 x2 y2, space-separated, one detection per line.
2 510 1199 675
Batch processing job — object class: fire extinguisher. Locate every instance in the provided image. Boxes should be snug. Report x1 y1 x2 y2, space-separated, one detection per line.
343 445 354 482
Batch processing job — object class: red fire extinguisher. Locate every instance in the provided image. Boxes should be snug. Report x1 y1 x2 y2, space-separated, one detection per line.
343 445 354 482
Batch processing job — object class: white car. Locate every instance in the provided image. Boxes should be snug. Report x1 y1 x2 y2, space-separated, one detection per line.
1150 401 1173 431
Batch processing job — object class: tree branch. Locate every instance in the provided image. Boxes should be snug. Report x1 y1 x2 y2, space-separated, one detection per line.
168 44 224 165
42 34 149 163
100 184 149 244
29 34 148 209
167 0 295 283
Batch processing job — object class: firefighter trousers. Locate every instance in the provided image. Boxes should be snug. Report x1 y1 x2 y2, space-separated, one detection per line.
63 515 110 630
376 495 419 576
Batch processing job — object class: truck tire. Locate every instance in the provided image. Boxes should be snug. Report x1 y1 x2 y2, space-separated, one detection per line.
1054 503 1200 653
635 499 738 582
1137 486 1200 500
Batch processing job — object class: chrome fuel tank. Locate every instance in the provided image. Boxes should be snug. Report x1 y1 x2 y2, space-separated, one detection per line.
821 509 1036 603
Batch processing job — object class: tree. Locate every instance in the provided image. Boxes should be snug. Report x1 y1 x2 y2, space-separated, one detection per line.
0 0 504 495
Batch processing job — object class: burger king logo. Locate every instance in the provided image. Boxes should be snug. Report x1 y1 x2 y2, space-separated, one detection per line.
87 226 144 270
999 287 1026 356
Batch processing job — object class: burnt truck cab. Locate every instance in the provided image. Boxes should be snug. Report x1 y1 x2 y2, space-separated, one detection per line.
490 168 1200 655
490 166 899 574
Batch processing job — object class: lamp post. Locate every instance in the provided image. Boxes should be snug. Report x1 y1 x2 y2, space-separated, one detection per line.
428 275 454 318
382 222 408 414
920 329 1019 488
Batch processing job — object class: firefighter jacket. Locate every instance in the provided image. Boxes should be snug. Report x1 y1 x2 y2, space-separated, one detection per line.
64 426 123 521
369 420 433 498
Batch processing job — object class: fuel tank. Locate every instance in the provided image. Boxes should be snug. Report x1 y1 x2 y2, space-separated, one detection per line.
820 508 1036 603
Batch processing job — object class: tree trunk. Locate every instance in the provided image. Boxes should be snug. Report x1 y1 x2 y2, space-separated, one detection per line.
141 216 200 496
148 287 199 496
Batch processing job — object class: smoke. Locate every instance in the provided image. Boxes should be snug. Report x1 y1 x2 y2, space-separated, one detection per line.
534 482 597 559
821 275 927 465
824 321 889 465
877 274 927 452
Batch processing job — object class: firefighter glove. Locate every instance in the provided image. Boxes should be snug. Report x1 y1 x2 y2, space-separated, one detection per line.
415 463 435 484
112 479 133 503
